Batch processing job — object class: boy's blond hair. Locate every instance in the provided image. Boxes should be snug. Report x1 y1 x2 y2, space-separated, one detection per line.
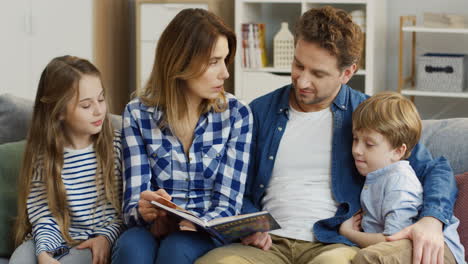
352 91 422 160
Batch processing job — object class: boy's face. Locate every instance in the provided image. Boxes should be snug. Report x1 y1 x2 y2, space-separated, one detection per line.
352 128 404 176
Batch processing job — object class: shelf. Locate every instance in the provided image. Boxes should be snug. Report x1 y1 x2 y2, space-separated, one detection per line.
242 0 366 3
401 88 468 98
242 67 367 75
402 26 468 34
242 0 301 3
306 0 367 4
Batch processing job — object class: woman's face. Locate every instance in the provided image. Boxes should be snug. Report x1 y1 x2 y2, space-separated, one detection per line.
185 36 230 104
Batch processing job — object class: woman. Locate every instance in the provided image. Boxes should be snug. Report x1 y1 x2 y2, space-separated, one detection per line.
112 8 253 264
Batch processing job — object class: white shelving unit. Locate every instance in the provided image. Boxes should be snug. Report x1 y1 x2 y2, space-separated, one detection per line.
234 0 387 103
398 16 468 98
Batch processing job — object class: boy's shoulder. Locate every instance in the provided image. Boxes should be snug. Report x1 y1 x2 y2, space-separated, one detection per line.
380 161 422 193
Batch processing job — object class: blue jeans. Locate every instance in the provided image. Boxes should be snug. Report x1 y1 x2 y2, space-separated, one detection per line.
111 227 218 264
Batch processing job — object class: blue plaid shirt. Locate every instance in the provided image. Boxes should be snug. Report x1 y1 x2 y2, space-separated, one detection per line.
122 93 253 226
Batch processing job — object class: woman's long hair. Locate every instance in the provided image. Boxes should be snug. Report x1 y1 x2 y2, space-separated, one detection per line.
140 8 236 138
15 55 120 246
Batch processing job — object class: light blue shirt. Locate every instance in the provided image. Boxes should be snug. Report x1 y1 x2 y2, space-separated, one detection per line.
361 160 465 264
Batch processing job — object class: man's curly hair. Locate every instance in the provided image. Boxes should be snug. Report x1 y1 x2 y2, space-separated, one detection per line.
295 6 363 71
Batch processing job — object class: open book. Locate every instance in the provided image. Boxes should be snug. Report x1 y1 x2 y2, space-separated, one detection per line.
150 199 280 244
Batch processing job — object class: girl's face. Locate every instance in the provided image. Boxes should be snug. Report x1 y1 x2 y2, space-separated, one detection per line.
185 36 230 105
62 75 106 148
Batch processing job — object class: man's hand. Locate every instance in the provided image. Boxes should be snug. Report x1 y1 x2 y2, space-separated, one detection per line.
76 236 111 264
241 232 272 251
37 252 60 264
387 216 445 264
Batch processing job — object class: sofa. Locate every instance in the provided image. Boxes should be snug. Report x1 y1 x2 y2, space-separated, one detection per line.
1 93 468 262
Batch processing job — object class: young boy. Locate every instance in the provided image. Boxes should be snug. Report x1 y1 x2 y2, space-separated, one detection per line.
339 91 464 263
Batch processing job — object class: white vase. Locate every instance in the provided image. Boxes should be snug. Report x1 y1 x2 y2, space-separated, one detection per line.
274 22 294 69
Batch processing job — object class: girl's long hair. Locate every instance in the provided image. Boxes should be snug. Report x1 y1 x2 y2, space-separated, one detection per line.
139 8 236 138
14 55 120 246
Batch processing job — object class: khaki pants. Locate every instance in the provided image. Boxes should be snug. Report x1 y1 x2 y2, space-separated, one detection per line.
196 236 457 264
353 239 456 264
196 234 359 264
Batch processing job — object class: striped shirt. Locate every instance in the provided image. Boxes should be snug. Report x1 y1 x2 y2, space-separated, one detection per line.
27 132 123 257
122 93 252 226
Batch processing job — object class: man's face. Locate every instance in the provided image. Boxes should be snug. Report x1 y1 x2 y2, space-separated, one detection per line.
290 38 355 112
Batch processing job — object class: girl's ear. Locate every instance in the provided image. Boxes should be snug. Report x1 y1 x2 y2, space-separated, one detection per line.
392 143 407 161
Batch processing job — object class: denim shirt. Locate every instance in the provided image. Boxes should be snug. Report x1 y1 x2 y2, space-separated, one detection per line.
242 84 457 245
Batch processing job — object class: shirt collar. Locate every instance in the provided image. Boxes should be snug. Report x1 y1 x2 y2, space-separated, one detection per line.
276 84 349 114
331 84 349 111
276 85 292 114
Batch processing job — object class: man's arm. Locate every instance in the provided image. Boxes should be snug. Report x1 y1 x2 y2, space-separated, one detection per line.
409 144 456 224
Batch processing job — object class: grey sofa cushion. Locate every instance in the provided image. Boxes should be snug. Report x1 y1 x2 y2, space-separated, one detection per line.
0 94 33 144
421 118 468 175
0 94 122 145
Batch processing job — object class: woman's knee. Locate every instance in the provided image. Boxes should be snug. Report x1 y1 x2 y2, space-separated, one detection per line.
156 231 216 264
112 227 158 263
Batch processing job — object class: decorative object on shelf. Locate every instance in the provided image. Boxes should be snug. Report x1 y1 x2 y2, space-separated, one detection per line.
424 13 466 29
273 22 294 68
350 10 366 70
417 53 468 92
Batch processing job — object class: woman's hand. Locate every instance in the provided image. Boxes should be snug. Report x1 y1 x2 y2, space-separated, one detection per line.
37 252 60 264
139 189 179 238
179 220 197 231
138 189 172 223
76 235 110 264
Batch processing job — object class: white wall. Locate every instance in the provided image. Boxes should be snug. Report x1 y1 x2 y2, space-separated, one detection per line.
386 0 468 119
0 0 93 101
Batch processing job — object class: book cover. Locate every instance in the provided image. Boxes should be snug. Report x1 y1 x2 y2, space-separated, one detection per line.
150 200 281 244
257 23 268 67
241 23 250 68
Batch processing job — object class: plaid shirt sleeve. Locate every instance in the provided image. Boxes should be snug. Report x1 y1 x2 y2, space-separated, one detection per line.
200 101 253 222
121 102 152 226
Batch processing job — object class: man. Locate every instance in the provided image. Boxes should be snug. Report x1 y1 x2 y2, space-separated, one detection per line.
197 6 456 264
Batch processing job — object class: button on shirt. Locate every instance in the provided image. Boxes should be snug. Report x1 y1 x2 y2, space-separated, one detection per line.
122 93 253 226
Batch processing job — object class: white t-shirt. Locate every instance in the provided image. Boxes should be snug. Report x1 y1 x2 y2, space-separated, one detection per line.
262 106 338 242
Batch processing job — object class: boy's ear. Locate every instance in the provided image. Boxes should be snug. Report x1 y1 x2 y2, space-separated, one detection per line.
393 143 407 161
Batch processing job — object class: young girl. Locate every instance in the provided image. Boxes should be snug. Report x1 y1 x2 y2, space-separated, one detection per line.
112 8 252 264
10 56 123 264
